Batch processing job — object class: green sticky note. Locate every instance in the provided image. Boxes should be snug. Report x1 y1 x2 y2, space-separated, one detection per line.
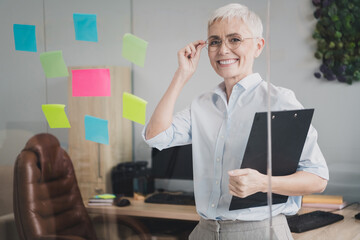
42 104 71 128
122 92 147 125
39 50 69 78
122 33 148 67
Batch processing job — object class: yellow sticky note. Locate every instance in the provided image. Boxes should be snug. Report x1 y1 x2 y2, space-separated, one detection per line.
122 33 148 67
42 104 71 128
122 92 147 125
94 194 116 199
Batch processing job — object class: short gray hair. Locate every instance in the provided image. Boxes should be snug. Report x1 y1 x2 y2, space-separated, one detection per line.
208 3 263 38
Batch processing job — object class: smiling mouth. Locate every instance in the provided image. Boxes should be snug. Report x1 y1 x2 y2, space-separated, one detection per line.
217 59 239 66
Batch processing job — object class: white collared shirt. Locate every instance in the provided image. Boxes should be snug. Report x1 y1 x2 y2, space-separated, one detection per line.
143 73 329 221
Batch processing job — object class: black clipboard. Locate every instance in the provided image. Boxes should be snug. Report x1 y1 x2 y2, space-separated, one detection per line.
229 109 314 211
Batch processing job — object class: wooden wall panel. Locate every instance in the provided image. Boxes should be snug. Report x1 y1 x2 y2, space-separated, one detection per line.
68 66 132 199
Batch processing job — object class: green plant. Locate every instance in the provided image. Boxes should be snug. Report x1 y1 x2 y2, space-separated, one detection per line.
312 0 360 84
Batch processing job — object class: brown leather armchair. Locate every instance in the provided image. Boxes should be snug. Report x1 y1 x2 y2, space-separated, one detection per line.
14 133 152 240
13 133 97 240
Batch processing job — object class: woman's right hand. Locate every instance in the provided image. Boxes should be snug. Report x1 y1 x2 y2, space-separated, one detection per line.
177 40 206 80
146 40 206 140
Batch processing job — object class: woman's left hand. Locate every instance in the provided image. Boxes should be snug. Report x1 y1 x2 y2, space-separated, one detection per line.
228 168 267 198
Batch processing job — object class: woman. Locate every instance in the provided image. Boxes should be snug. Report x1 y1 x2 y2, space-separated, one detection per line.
143 3 328 240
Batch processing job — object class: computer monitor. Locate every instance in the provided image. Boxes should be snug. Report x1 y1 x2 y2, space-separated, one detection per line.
151 144 193 192
151 144 193 180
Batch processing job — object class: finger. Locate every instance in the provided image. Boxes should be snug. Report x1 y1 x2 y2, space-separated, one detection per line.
229 185 246 198
197 42 207 50
193 40 206 47
185 46 192 58
194 41 206 53
229 189 237 197
230 176 247 189
193 43 206 59
183 40 206 59
228 168 249 177
228 184 237 194
178 47 187 57
191 40 206 55
228 175 239 186
189 44 196 58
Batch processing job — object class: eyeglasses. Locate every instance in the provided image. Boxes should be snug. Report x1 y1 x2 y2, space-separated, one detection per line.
206 35 257 52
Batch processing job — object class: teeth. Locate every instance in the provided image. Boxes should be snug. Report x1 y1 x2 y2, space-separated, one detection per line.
219 59 237 65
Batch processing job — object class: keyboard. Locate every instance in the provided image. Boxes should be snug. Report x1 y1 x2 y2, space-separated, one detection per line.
286 210 344 233
145 192 195 205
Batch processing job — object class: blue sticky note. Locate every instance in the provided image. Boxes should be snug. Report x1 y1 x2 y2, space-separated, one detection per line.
13 24 37 52
84 115 109 145
73 13 98 42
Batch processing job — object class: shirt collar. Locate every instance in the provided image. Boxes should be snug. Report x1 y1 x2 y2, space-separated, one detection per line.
213 73 263 96
236 73 263 91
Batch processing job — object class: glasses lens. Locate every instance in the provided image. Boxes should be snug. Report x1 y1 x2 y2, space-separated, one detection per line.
206 37 242 51
227 37 242 50
207 39 221 52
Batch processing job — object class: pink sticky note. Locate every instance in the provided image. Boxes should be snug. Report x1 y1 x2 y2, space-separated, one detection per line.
72 68 111 96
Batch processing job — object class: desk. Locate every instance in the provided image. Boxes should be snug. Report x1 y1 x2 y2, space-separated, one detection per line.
86 199 360 239
86 198 200 221
293 203 360 240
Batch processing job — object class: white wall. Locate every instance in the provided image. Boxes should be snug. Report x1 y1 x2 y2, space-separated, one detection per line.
0 0 47 166
132 0 360 202
268 0 360 202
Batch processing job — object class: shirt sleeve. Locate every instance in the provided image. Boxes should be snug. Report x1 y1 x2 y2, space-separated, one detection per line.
297 125 329 180
142 107 192 151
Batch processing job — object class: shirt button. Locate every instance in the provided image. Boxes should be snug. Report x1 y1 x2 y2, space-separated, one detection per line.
221 135 224 139
211 204 215 208
216 158 220 162
216 181 219 185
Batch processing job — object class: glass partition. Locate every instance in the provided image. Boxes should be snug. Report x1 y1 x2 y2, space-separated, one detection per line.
1 0 360 239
